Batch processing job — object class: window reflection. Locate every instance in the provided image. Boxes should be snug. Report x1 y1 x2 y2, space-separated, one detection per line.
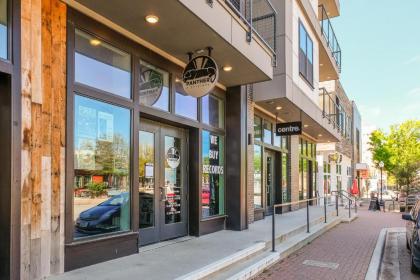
202 95 224 129
73 95 131 239
0 0 7 60
175 90 197 120
139 131 155 229
139 60 170 111
263 120 272 144
254 145 262 208
75 29 131 99
254 116 262 142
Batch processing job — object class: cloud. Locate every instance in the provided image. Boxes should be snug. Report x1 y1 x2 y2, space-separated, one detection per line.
404 55 420 65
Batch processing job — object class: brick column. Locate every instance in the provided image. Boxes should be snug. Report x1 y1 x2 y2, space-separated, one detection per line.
246 86 255 224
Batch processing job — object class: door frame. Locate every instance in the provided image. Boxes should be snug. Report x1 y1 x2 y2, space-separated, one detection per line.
138 119 188 245
264 149 276 215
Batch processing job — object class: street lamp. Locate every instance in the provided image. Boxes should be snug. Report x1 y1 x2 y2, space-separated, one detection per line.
379 161 384 210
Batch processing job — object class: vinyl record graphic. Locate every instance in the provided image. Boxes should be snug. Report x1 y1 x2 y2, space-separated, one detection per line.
182 55 219 97
139 69 164 106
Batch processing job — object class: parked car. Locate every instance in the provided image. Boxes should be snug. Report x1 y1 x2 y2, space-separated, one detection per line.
75 192 129 234
402 200 420 273
406 194 419 212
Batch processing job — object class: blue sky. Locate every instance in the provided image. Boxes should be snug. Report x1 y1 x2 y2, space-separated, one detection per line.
332 0 420 132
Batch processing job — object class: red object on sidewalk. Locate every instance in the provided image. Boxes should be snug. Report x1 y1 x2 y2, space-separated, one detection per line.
351 179 359 195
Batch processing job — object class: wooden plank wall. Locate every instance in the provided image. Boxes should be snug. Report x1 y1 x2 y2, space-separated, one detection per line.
20 0 66 279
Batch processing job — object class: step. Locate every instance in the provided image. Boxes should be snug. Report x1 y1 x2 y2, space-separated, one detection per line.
209 216 343 280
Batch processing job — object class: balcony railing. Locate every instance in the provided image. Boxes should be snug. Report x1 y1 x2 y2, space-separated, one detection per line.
319 87 340 132
319 5 342 72
224 0 277 65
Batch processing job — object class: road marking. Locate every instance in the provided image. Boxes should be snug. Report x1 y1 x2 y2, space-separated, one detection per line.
302 260 339 270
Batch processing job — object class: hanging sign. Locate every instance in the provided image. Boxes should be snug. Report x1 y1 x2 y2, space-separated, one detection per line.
182 55 219 98
275 122 302 136
139 69 164 106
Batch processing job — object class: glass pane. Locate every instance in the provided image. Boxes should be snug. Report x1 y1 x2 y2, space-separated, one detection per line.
73 95 131 239
175 90 197 120
282 153 289 202
254 116 262 142
303 159 308 198
282 136 288 150
202 131 225 218
263 120 272 144
139 60 170 111
75 29 131 98
307 37 313 63
164 136 182 224
0 0 7 60
254 145 262 208
139 131 155 229
299 23 307 54
202 95 224 129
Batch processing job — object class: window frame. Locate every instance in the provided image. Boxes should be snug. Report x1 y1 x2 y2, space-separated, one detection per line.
298 20 314 88
0 0 12 68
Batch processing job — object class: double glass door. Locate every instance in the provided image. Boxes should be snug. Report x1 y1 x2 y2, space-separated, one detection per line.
265 150 276 215
138 120 187 245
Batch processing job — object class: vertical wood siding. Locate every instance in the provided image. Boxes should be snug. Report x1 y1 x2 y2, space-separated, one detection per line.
20 0 66 279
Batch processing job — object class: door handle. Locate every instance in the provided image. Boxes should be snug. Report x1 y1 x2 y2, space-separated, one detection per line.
159 187 167 202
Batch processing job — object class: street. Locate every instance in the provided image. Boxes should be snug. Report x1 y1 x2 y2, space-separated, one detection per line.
257 205 415 280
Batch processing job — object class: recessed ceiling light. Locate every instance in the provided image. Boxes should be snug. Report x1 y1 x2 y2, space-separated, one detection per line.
320 63 324 66
276 106 282 110
175 77 181 83
318 134 323 137
223 66 233 72
89 38 101 46
327 140 331 143
304 124 309 128
145 15 159 24
327 76 331 79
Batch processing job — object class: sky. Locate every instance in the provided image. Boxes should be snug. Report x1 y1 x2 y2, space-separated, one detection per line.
332 0 420 133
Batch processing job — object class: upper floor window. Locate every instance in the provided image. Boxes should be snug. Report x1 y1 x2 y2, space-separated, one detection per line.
175 83 198 120
202 94 224 129
299 22 313 86
0 0 7 60
139 60 170 111
75 29 132 99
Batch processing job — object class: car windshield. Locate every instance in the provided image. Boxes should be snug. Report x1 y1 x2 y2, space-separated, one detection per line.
99 193 128 206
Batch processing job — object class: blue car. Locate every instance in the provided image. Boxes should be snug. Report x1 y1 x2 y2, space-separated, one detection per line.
75 192 129 235
402 199 420 273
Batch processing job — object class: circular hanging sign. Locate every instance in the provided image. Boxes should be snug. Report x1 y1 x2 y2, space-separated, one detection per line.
166 147 180 169
139 69 164 106
182 55 219 98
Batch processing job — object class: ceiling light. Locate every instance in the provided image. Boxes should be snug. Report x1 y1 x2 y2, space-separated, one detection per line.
320 63 324 66
89 38 101 46
276 106 282 110
223 66 233 72
327 76 331 79
318 134 323 137
145 15 159 24
175 77 181 83
304 124 309 128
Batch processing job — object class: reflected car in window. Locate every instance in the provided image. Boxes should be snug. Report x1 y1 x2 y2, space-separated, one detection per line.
75 192 129 234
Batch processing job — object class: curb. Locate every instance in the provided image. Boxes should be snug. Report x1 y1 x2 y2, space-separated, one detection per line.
365 228 387 280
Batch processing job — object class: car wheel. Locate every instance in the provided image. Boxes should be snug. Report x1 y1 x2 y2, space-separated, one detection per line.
411 252 420 274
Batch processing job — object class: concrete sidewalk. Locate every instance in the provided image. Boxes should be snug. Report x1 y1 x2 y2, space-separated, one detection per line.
49 205 340 280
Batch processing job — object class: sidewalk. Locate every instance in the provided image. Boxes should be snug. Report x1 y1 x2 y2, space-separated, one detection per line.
49 205 339 280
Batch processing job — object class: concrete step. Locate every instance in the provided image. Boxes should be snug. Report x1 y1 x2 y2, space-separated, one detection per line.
176 209 342 280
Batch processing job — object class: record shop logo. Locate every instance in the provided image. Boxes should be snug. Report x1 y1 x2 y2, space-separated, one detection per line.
166 147 180 169
182 55 219 98
276 122 302 136
139 69 164 106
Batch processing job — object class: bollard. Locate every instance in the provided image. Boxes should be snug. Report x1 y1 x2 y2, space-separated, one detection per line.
307 200 310 233
272 207 275 252
324 195 327 223
336 194 339 217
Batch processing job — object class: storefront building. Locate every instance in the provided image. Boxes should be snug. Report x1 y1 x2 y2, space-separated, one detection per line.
3 0 279 279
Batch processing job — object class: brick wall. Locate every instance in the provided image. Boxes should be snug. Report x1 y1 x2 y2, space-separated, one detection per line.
247 86 255 224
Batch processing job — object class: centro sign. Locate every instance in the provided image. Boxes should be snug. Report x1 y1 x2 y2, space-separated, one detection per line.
182 55 219 98
276 122 302 136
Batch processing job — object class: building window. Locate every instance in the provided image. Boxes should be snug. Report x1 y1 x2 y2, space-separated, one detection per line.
175 83 197 120
202 94 224 129
73 95 131 239
139 60 170 111
202 131 225 218
0 0 7 60
254 145 263 208
75 29 131 99
299 22 314 86
299 138 316 199
263 120 272 144
254 116 262 142
282 153 290 202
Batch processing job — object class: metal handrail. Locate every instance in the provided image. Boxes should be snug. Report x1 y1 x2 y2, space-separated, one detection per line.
318 4 342 71
319 87 341 132
271 196 326 252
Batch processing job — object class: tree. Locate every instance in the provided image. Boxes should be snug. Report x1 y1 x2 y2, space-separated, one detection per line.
369 120 420 192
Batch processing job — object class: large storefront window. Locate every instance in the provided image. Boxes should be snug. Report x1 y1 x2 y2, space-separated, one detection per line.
254 145 263 208
282 153 290 202
73 95 131 239
139 60 170 111
202 131 225 218
299 138 316 200
202 94 224 129
0 0 7 60
75 29 131 99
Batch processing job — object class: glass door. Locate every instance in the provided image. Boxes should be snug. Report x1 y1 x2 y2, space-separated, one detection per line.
139 120 188 245
265 150 275 215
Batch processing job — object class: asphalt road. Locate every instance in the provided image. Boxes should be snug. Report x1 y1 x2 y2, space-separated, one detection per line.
397 232 420 280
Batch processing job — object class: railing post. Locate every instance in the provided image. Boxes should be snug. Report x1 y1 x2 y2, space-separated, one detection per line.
324 195 327 223
348 199 351 219
336 194 339 216
306 200 310 233
272 207 275 252
355 198 358 214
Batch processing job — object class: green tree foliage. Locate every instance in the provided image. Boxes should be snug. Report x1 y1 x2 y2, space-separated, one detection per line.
369 120 420 191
